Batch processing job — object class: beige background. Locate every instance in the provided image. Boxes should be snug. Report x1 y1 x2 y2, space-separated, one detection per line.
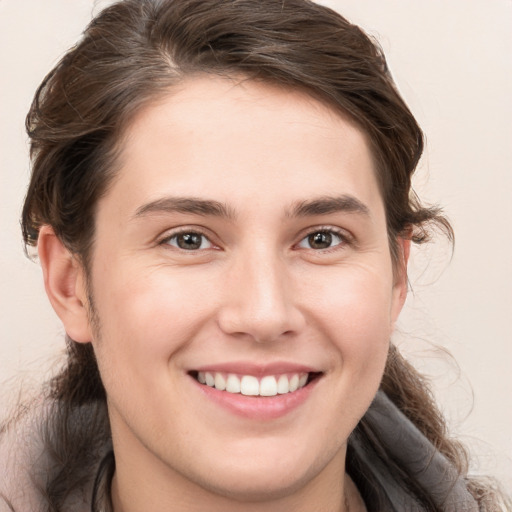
1 0 511 491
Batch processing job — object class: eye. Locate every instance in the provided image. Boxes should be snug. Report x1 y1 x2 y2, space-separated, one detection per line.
297 230 346 250
163 231 214 251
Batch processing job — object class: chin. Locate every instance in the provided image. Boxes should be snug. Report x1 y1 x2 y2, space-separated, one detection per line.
183 444 341 504
195 465 315 503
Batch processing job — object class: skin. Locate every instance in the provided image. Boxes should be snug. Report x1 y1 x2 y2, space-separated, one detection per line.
39 75 408 512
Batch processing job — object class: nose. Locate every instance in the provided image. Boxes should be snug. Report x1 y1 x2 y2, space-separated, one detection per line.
217 250 305 343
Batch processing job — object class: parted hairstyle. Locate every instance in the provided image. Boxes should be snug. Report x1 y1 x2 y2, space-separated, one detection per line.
15 0 506 510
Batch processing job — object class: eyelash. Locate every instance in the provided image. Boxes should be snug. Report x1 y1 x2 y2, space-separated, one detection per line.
159 226 352 253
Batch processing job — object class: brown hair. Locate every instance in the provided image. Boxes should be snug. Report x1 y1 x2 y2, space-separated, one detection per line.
18 0 506 510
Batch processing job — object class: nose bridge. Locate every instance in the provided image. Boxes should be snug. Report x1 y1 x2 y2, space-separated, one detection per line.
218 244 302 342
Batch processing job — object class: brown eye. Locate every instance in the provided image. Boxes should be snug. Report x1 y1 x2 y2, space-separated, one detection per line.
308 232 332 249
165 232 213 250
298 230 344 250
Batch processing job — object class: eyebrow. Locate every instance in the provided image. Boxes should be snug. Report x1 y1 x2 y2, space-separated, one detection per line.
133 194 370 221
133 197 237 220
286 195 370 218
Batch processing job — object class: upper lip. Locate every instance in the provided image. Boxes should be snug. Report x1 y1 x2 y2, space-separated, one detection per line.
191 361 319 377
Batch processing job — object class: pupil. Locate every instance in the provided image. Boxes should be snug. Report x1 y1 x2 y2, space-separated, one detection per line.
309 232 332 249
178 233 202 250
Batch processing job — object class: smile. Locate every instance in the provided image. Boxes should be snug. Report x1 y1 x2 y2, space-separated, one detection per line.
189 366 322 419
195 371 310 396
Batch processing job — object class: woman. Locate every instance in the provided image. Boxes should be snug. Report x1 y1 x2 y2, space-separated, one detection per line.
0 0 508 510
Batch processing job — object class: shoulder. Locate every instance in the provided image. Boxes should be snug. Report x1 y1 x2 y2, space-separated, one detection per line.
0 397 107 512
0 398 49 512
349 391 480 512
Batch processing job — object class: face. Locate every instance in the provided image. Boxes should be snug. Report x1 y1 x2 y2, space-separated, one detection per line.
79 76 407 503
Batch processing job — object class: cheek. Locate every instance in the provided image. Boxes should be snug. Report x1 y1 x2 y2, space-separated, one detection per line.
305 265 394 380
305 263 395 337
90 265 213 387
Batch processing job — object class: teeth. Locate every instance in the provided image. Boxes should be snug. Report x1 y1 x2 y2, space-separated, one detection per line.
205 372 215 387
226 374 241 393
289 374 299 392
214 372 226 391
196 371 309 396
259 376 277 396
241 375 259 396
277 374 289 394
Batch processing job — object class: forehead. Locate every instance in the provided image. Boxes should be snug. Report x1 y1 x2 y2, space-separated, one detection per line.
101 75 383 221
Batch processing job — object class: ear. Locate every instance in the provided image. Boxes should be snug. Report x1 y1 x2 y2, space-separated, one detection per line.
38 225 93 343
390 236 411 324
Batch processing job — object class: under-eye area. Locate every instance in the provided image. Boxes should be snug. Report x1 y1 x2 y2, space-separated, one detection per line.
189 371 323 397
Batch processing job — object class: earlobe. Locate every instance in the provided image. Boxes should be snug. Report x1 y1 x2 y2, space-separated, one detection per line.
38 226 92 343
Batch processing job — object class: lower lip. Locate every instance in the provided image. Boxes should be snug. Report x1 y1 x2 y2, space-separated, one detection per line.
192 376 319 420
